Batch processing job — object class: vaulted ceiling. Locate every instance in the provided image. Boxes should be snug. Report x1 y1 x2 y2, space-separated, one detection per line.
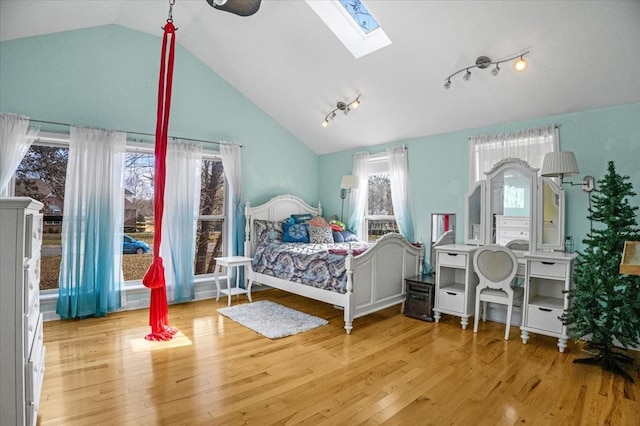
2 1 640 155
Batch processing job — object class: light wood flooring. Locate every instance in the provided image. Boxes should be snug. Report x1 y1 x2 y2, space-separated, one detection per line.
39 289 640 425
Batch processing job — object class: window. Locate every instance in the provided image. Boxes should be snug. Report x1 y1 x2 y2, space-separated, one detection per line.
469 124 558 185
12 135 227 290
364 154 398 242
194 158 226 276
305 0 391 58
122 151 155 281
338 0 380 34
14 143 68 291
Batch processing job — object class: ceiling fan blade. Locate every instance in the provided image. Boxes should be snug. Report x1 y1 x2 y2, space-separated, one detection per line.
206 0 262 17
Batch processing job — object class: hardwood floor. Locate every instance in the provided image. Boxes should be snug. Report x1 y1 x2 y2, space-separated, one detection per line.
39 289 639 425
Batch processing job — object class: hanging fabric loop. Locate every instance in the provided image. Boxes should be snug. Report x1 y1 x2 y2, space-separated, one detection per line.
142 14 178 341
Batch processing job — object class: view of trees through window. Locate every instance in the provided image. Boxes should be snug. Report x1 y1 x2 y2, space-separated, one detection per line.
195 159 225 275
14 144 225 291
15 145 68 291
366 172 398 242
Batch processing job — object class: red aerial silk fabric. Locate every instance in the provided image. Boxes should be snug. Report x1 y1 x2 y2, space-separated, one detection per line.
142 21 178 341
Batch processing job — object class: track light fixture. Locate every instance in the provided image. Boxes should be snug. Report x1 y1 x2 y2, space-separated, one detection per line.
322 95 361 127
443 50 529 89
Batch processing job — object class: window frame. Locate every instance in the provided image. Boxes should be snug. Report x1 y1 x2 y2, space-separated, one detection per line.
362 152 397 242
13 132 228 291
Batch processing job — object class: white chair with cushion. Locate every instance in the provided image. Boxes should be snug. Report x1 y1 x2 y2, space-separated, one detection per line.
473 244 522 340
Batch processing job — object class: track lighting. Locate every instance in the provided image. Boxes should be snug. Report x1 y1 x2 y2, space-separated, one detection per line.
322 95 361 127
443 50 529 89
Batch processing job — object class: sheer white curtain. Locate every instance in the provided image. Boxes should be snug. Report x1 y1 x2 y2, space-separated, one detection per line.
161 140 202 303
469 124 558 185
220 142 242 257
0 113 39 196
57 126 125 318
348 151 369 240
387 146 414 241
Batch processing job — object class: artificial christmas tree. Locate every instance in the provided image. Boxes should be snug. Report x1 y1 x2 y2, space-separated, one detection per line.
563 161 640 382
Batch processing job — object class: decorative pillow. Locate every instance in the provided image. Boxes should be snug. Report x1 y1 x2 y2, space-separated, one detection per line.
332 230 359 243
290 213 313 224
309 225 334 244
306 216 329 227
254 220 283 243
282 222 310 243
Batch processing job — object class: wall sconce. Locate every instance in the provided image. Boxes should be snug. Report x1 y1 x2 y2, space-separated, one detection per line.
541 151 595 192
322 95 361 127
340 174 360 222
443 50 529 89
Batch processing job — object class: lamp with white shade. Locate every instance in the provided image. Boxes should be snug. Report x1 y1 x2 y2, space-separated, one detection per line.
340 175 359 223
541 151 595 192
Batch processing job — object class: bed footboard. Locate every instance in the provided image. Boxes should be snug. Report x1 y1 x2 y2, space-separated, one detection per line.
343 233 422 333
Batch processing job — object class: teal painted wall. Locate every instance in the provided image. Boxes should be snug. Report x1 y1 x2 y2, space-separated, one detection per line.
319 103 640 254
0 25 318 206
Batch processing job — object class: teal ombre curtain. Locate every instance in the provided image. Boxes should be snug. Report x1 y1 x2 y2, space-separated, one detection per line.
161 140 202 303
57 126 125 318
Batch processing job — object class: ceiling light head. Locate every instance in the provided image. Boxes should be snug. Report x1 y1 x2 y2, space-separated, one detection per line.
491 63 500 76
463 69 471 81
322 119 329 128
344 106 351 116
514 55 527 72
350 96 361 109
444 79 451 89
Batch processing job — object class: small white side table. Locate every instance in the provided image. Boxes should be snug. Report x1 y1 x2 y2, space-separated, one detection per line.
215 256 254 306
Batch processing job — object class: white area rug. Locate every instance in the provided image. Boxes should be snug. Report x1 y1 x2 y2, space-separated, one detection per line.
217 300 328 339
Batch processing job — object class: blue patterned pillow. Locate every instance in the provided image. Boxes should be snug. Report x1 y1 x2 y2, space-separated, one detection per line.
291 213 313 224
254 220 283 243
282 222 310 243
332 230 359 243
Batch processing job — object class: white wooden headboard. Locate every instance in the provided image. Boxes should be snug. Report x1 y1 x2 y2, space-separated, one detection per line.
244 195 322 257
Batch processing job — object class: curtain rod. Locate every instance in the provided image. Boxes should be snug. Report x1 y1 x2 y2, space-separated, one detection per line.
28 118 243 148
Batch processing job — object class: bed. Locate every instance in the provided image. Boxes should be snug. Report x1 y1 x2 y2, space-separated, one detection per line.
244 194 423 333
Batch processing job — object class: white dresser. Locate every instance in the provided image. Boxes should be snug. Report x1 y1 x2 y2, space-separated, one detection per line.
521 251 577 353
433 244 479 329
0 197 45 426
495 215 530 246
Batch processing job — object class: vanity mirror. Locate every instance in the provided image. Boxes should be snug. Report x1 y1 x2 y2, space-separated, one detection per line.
464 157 566 251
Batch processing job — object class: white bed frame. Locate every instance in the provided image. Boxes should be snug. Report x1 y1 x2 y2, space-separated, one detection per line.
244 194 422 334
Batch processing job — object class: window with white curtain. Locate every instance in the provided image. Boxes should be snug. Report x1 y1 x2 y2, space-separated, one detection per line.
364 153 398 242
469 124 558 185
12 134 227 290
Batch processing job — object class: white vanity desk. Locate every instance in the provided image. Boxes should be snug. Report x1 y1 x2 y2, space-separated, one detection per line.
434 244 576 352
433 158 575 352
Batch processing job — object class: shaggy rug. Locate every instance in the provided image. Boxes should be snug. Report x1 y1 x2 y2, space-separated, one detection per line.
217 300 328 339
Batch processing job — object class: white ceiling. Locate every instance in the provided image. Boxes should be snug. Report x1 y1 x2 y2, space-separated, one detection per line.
2 0 640 155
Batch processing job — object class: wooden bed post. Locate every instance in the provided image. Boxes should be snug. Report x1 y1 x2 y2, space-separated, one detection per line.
244 200 251 257
343 247 354 334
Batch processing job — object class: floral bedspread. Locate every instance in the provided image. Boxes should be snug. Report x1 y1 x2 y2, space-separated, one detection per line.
251 241 372 294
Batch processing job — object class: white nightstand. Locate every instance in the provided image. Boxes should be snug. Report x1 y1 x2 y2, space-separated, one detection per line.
214 256 254 306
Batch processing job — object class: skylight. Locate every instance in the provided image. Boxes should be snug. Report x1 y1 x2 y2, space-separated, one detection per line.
306 0 391 59
338 0 380 34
